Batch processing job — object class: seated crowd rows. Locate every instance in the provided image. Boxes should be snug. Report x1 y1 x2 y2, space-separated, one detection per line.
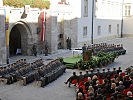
88 43 126 55
65 67 133 100
0 58 66 87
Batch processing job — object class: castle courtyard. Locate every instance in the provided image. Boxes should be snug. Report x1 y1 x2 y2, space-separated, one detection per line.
0 37 133 100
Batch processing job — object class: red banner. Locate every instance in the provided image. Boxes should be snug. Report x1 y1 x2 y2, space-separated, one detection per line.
40 10 46 42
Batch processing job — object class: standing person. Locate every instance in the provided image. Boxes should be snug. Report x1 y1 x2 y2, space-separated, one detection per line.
66 37 69 49
32 44 37 56
82 44 87 60
69 38 72 50
44 41 49 56
82 44 87 53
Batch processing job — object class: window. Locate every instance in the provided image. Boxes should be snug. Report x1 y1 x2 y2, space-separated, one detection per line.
83 26 87 37
125 5 131 16
97 26 101 35
108 25 111 33
84 0 88 17
117 24 119 34
95 0 98 17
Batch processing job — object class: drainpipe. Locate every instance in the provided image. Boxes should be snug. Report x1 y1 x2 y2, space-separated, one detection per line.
121 0 124 38
91 0 94 44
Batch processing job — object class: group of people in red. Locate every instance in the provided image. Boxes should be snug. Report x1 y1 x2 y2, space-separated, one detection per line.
64 67 133 100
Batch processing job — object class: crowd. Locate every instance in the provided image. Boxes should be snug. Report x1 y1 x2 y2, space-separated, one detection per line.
65 67 133 100
0 58 66 87
82 43 126 55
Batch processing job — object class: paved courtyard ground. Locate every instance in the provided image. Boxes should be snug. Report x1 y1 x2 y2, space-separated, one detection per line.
0 37 133 100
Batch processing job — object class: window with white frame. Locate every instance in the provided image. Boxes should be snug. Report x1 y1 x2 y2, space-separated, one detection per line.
84 0 88 17
95 0 98 17
125 5 131 16
108 25 111 34
83 26 87 37
97 26 101 35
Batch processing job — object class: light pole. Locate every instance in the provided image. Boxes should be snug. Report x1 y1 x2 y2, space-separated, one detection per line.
91 0 94 44
121 0 124 38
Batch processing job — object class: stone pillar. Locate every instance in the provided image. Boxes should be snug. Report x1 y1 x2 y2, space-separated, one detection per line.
50 16 58 53
0 8 7 65
46 14 58 53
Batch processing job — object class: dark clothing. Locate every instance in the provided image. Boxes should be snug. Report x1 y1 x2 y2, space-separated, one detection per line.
117 69 122 74
84 73 90 78
66 38 69 49
66 75 79 87
44 42 48 56
78 74 84 82
82 45 87 53
66 75 79 83
125 97 133 100
32 45 37 56
66 38 71 50
117 85 125 92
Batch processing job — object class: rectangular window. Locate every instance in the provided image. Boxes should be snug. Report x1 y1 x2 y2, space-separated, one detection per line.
97 26 101 36
125 5 131 16
117 24 119 34
95 0 98 17
108 25 111 34
83 26 87 37
84 0 88 17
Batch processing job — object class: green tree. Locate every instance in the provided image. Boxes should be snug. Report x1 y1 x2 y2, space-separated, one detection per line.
3 0 50 9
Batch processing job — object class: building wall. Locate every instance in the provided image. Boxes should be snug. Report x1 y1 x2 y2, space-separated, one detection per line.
8 7 40 55
123 0 133 36
0 5 59 64
77 0 92 47
50 0 79 48
0 7 7 65
77 0 123 47
50 0 124 48
93 19 121 39
95 0 122 19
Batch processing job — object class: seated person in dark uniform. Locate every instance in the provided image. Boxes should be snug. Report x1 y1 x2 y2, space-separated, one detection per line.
78 72 84 82
84 70 90 78
96 68 102 79
64 72 79 87
101 68 106 79
117 67 122 74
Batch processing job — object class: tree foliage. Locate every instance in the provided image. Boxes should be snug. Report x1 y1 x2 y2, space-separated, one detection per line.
3 0 50 9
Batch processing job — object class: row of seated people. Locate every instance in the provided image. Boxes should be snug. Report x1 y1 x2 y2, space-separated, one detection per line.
17 59 45 85
36 59 66 87
88 43 126 55
30 59 44 70
0 58 66 87
0 59 28 84
64 67 133 100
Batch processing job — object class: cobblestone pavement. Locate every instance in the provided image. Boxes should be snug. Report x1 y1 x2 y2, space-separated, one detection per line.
1 37 133 100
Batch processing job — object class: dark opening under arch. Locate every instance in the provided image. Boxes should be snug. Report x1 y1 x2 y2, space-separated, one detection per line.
9 23 30 56
9 25 21 56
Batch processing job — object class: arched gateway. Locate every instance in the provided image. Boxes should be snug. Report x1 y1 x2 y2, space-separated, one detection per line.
9 21 32 56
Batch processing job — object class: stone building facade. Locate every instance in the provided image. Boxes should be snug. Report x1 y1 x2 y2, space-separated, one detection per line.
0 7 7 65
0 5 59 65
50 0 123 48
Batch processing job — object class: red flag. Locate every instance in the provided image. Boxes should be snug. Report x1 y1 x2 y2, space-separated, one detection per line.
40 10 46 41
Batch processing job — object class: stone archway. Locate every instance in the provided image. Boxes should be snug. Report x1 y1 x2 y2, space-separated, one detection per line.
9 22 31 56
